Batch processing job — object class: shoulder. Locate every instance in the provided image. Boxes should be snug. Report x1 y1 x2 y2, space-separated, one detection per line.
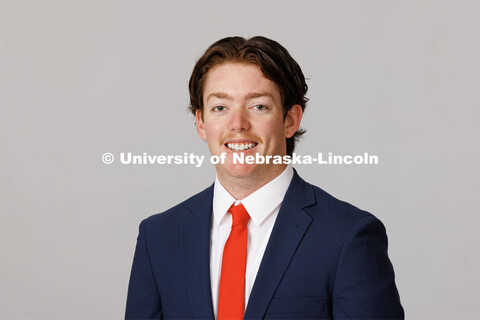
140 183 214 231
311 183 375 223
289 171 382 235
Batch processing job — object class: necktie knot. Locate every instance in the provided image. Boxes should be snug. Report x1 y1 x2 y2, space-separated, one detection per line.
228 203 250 227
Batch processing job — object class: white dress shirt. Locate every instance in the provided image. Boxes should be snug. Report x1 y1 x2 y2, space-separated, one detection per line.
210 165 294 317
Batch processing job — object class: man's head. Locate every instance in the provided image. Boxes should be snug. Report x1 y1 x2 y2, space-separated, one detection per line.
188 36 308 156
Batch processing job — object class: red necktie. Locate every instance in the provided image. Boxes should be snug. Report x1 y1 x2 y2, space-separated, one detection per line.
218 203 250 320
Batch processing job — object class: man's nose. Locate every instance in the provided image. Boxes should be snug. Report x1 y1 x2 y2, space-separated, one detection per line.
229 108 250 132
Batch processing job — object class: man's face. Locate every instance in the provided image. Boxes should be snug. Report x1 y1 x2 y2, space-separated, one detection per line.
196 62 302 184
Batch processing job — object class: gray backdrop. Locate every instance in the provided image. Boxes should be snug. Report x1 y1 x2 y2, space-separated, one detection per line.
1 0 479 319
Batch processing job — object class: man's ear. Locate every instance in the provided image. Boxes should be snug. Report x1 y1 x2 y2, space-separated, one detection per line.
195 109 207 140
284 105 303 138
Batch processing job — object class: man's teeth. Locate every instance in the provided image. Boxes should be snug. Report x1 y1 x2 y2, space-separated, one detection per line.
227 143 257 151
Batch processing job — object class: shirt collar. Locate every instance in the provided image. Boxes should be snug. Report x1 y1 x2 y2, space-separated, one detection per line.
212 165 294 227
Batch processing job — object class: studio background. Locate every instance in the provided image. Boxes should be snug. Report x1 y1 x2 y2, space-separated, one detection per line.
1 0 478 319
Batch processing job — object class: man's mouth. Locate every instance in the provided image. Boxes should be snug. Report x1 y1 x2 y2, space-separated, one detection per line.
225 142 258 151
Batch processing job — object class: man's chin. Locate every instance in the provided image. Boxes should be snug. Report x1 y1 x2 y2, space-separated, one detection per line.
216 163 262 180
215 162 286 183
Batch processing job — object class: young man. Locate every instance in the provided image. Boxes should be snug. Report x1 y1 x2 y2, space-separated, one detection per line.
125 36 404 319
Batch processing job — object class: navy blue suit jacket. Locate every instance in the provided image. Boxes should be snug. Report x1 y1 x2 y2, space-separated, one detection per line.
125 171 404 319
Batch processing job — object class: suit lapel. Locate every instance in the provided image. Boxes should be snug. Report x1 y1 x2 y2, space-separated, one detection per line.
244 171 316 319
181 185 215 319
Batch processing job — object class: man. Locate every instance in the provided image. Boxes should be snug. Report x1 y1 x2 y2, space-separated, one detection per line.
125 36 404 319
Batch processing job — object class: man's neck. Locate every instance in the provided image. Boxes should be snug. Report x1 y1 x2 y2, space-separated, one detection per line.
216 164 288 200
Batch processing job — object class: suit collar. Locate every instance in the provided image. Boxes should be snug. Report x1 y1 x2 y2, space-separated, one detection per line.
283 168 316 209
181 184 215 319
244 169 316 319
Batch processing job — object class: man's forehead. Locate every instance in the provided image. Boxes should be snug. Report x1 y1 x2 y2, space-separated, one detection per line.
203 63 281 103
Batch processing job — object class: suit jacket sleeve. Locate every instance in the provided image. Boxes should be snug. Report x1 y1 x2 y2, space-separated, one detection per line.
332 215 404 319
125 219 163 319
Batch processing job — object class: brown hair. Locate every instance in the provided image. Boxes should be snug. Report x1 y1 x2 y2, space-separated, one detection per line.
188 36 308 156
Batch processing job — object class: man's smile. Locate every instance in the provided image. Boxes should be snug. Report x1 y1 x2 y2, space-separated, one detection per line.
225 142 258 151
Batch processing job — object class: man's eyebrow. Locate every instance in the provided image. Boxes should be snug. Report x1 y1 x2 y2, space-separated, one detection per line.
206 92 233 101
244 92 274 100
206 92 274 101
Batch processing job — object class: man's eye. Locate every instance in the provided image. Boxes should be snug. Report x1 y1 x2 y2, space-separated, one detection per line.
212 106 226 112
253 105 267 110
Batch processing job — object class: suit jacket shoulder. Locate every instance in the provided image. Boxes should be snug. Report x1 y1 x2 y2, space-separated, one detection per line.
141 183 214 235
285 170 379 237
